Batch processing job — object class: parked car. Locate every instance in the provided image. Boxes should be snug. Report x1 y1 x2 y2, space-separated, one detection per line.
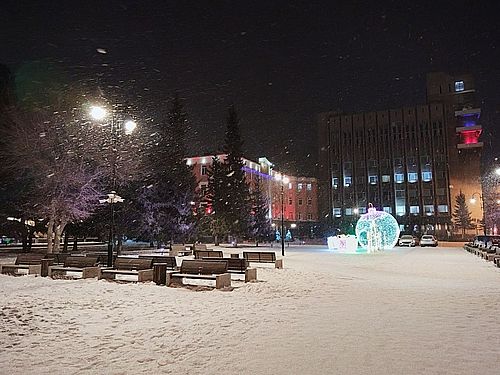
398 235 418 247
420 235 438 247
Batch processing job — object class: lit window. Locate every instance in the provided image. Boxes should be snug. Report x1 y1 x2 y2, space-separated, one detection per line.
368 175 378 185
297 183 303 191
288 182 292 190
345 208 353 216
306 183 312 191
395 174 404 183
422 171 432 182
298 198 303 206
307 213 312 220
359 207 367 214
344 176 352 187
424 205 434 215
408 173 418 183
332 177 339 188
333 208 342 217
410 206 420 214
382 175 391 183
201 165 207 175
438 205 448 213
454 80 465 92
383 206 392 214
288 198 292 205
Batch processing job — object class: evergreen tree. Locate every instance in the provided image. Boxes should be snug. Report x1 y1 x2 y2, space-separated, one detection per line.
220 106 251 245
453 191 473 238
140 95 196 245
205 156 229 245
250 177 272 246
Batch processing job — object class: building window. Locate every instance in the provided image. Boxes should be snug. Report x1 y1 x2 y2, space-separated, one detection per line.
382 175 390 183
383 206 392 214
424 205 434 216
345 208 353 216
395 173 404 183
298 213 302 220
288 182 292 190
298 198 303 206
307 197 312 205
422 171 432 182
297 183 303 191
288 198 292 205
344 176 352 187
438 205 449 213
332 177 339 188
454 80 465 92
306 183 312 191
200 183 208 195
333 208 342 217
201 165 207 175
307 213 312 220
410 206 420 214
359 207 367 214
408 173 418 183
368 175 378 185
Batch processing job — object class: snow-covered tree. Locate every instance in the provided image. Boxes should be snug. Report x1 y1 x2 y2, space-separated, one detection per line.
250 177 272 246
453 191 473 238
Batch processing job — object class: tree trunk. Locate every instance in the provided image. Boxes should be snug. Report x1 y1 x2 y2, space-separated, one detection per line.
116 235 123 255
53 219 67 254
27 227 34 251
46 218 55 254
72 236 78 252
214 234 219 246
63 231 69 252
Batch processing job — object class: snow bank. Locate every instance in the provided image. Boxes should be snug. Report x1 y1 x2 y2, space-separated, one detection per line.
1 245 499 374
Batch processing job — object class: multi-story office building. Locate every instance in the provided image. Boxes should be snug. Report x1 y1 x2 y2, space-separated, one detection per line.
186 154 319 238
318 72 483 238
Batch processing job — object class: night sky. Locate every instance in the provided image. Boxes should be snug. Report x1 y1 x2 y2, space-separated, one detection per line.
1 0 499 175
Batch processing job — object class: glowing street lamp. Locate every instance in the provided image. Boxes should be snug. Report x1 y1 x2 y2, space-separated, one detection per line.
275 174 289 256
89 104 138 266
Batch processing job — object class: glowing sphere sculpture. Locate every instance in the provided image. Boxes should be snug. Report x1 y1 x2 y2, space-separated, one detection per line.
355 207 400 251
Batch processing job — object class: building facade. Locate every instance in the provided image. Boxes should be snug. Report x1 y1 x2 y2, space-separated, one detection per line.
318 72 483 238
186 154 319 238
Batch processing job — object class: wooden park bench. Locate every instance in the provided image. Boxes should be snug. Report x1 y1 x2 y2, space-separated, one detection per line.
48 256 100 279
194 250 223 259
138 255 177 270
203 257 256 282
0 253 47 276
167 260 231 289
170 244 192 257
194 243 210 251
99 257 154 282
243 251 283 269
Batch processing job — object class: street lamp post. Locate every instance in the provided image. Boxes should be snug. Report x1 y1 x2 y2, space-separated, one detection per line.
470 193 486 236
275 174 289 256
90 104 137 266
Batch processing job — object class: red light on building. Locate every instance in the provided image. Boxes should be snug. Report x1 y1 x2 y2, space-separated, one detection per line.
461 130 481 144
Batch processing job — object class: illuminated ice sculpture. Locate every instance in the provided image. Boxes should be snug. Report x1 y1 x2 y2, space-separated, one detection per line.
355 205 400 252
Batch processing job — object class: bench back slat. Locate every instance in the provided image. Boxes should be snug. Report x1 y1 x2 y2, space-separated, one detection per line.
64 256 98 268
203 258 247 272
194 243 208 251
138 255 177 269
15 254 45 265
180 260 227 275
194 250 223 259
243 251 276 263
114 257 153 271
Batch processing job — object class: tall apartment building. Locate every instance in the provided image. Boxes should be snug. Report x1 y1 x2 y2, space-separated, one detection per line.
186 154 319 238
318 72 483 238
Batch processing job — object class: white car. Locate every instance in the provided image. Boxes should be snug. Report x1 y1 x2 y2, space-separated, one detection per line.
420 235 438 247
399 235 417 247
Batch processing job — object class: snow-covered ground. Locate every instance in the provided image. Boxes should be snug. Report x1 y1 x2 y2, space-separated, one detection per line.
1 245 499 374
